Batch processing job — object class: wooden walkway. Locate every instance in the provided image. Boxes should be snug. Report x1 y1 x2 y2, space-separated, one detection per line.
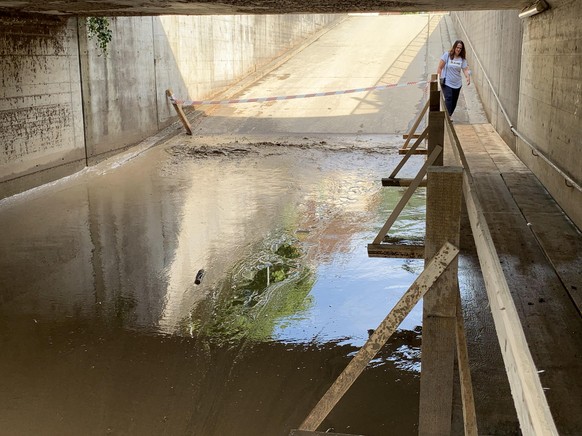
453 123 582 435
293 117 581 435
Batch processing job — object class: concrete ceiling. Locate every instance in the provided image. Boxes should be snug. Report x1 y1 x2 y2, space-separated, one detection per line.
0 0 526 16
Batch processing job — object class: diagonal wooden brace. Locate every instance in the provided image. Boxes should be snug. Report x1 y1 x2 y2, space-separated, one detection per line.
391 126 428 178
298 242 460 432
401 99 429 150
372 145 442 245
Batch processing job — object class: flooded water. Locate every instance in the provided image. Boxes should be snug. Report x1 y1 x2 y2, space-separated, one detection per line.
0 136 427 435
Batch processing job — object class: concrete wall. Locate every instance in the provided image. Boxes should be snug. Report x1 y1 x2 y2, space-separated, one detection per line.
152 15 340 133
0 14 340 197
79 17 159 161
452 11 522 149
81 14 340 163
453 1 582 230
0 15 85 198
516 0 582 229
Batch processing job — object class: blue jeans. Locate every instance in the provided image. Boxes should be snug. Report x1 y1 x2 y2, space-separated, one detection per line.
442 84 461 116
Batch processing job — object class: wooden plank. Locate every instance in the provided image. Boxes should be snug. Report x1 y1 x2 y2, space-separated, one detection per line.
398 148 427 155
456 215 520 433
427 111 445 167
382 178 427 187
467 173 523 214
462 171 559 435
474 212 582 432
419 166 463 436
367 243 424 259
390 127 428 178
298 242 460 432
455 290 479 436
372 146 441 245
166 88 193 135
473 124 529 173
290 431 364 436
453 124 579 433
449 126 560 434
403 134 422 139
401 99 429 150
467 126 582 432
501 172 582 313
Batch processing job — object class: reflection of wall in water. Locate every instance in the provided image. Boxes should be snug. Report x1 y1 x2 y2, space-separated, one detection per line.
157 157 306 332
0 187 93 314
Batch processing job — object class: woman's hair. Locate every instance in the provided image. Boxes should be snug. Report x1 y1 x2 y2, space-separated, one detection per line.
449 40 466 59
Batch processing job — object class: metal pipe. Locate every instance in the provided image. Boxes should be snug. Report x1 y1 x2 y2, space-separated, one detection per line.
511 128 582 192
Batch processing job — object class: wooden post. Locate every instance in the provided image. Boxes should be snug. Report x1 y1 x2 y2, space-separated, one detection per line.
427 111 445 167
166 89 193 135
428 74 444 166
418 166 464 436
429 73 440 112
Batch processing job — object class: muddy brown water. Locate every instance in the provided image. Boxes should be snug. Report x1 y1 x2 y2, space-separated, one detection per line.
0 137 427 435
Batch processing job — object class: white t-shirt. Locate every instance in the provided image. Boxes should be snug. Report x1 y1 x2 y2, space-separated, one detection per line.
441 52 468 89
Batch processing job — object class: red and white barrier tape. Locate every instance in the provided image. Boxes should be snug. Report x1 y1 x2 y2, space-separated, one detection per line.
170 80 428 106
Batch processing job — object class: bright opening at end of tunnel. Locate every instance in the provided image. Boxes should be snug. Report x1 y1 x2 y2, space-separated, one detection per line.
161 13 447 123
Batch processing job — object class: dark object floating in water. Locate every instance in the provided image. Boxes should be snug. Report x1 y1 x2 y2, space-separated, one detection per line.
195 269 205 285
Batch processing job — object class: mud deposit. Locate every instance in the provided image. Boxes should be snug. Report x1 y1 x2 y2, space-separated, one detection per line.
0 138 426 435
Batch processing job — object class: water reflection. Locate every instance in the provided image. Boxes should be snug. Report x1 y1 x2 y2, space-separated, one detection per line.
161 143 427 348
0 141 426 435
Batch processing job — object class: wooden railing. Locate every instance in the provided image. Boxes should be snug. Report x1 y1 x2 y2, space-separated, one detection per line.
292 73 559 436
442 92 559 436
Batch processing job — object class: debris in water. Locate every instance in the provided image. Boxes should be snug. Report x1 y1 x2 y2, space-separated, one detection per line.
195 269 205 285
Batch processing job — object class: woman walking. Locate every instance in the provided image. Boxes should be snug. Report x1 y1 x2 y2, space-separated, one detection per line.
437 40 471 117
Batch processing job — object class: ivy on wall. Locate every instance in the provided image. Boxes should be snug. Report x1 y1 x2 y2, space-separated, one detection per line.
86 17 112 55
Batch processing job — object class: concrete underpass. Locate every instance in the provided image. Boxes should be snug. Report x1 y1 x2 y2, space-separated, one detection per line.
0 2 581 435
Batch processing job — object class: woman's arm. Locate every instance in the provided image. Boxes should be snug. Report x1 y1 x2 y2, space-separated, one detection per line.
463 67 471 85
437 59 446 76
